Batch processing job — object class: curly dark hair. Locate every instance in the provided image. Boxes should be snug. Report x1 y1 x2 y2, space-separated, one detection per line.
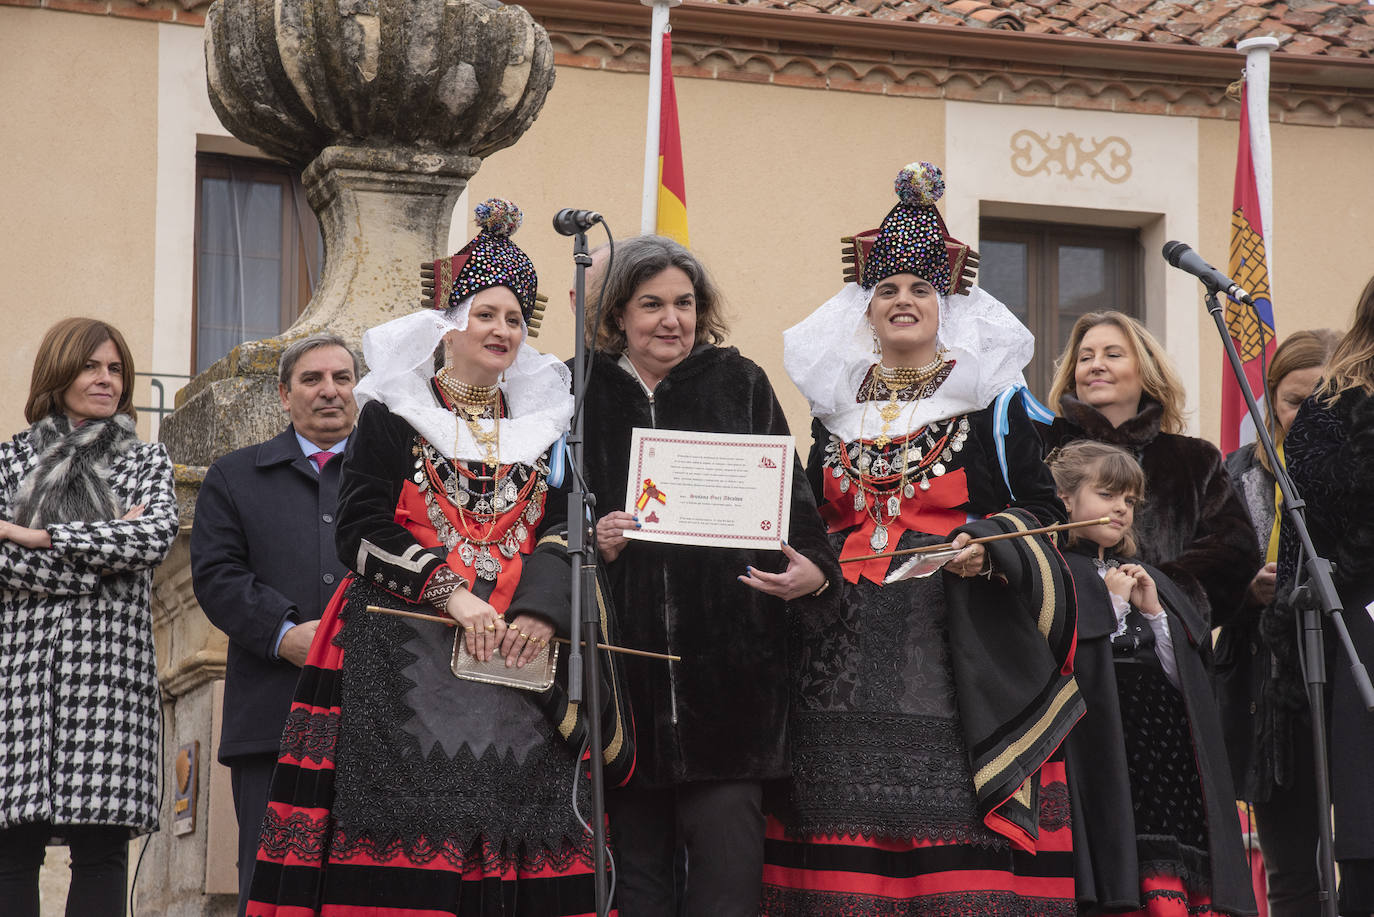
590 235 728 354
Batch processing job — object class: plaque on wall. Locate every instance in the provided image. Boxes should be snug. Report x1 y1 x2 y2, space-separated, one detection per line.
173 741 199 836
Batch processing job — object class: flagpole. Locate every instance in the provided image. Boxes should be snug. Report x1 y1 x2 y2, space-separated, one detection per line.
641 0 680 234
1238 36 1278 288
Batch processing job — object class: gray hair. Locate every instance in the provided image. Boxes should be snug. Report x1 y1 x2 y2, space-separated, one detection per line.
278 332 360 388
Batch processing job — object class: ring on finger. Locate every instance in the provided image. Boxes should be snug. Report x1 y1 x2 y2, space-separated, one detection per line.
484 622 496 632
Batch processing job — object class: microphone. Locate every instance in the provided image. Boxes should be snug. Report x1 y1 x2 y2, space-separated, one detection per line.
1162 241 1253 304
553 208 603 236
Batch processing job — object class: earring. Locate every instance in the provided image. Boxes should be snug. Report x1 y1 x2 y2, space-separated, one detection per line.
869 322 881 357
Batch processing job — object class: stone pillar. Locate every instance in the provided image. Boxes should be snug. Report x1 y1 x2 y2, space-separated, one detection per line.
145 1 555 912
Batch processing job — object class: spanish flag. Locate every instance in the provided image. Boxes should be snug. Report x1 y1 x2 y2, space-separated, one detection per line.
1222 80 1276 455
655 31 689 246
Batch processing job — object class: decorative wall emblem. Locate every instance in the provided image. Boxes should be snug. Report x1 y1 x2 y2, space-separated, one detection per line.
1010 130 1132 183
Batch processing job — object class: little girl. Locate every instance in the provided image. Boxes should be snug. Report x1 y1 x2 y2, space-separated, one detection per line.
1048 441 1255 917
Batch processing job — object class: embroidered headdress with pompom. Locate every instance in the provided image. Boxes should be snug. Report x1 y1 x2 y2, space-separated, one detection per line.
841 162 978 296
419 198 548 334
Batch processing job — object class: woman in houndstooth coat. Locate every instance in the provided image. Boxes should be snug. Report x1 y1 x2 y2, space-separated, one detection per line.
0 318 178 917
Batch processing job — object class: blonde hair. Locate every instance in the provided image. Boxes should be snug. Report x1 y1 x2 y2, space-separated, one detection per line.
1046 440 1145 556
1258 328 1340 473
1048 311 1187 435
26 317 137 424
1319 275 1374 405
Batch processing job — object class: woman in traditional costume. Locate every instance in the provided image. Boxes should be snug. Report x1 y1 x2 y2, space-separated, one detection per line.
0 317 179 917
1050 440 1255 917
1276 275 1374 917
1042 311 1258 628
581 235 839 916
760 163 1083 915
246 200 632 917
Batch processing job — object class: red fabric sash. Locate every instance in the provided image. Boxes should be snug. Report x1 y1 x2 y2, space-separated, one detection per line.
821 467 970 585
393 479 543 614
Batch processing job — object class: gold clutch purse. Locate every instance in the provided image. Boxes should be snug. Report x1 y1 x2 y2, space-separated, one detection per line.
449 631 559 692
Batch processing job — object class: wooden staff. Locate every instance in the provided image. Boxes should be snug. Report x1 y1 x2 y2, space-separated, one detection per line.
839 517 1111 564
365 605 682 662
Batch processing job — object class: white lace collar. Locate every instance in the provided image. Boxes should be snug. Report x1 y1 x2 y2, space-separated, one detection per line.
782 282 1033 442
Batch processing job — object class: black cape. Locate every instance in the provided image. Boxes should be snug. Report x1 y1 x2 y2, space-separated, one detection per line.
1062 547 1256 915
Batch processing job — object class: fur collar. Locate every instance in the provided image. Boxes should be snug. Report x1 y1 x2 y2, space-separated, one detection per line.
1058 392 1163 449
9 412 139 527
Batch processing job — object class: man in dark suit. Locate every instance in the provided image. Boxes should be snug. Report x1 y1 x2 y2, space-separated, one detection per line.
190 332 359 916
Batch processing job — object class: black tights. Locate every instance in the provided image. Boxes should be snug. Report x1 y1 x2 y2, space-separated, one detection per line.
0 823 129 917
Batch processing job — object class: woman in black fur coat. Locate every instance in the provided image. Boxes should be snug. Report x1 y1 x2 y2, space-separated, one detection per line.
1042 311 1258 627
1277 275 1374 916
582 235 840 916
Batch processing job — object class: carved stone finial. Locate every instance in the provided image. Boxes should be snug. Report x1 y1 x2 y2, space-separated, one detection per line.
162 0 554 464
203 0 554 167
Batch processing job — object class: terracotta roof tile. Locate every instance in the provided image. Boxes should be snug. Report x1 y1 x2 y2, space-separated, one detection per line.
1283 9 1324 26
1284 32 1333 52
696 0 1374 58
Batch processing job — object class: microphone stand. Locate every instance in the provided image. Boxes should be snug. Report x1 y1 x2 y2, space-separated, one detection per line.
1204 287 1374 917
566 229 611 916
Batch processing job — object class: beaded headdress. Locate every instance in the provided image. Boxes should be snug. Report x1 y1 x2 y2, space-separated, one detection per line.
419 198 548 336
842 162 978 296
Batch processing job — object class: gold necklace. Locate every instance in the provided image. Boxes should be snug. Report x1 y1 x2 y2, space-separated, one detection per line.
436 366 501 468
870 350 946 447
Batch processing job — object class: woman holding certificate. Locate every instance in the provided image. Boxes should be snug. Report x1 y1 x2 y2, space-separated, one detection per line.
760 163 1083 915
582 235 840 916
246 200 633 917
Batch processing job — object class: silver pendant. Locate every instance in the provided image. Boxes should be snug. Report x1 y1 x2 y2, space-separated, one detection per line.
831 465 844 478
857 452 871 472
474 547 502 581
413 471 424 484
919 477 931 491
933 462 946 477
504 480 518 504
839 476 850 493
942 448 952 462
909 448 923 463
492 493 507 512
903 483 915 499
458 542 475 567
886 495 901 517
854 491 866 511
499 537 518 559
515 522 529 544
457 489 470 507
952 440 963 452
526 500 541 523
870 524 889 552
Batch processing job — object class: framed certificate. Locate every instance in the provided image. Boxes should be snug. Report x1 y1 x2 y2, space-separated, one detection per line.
623 428 794 549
